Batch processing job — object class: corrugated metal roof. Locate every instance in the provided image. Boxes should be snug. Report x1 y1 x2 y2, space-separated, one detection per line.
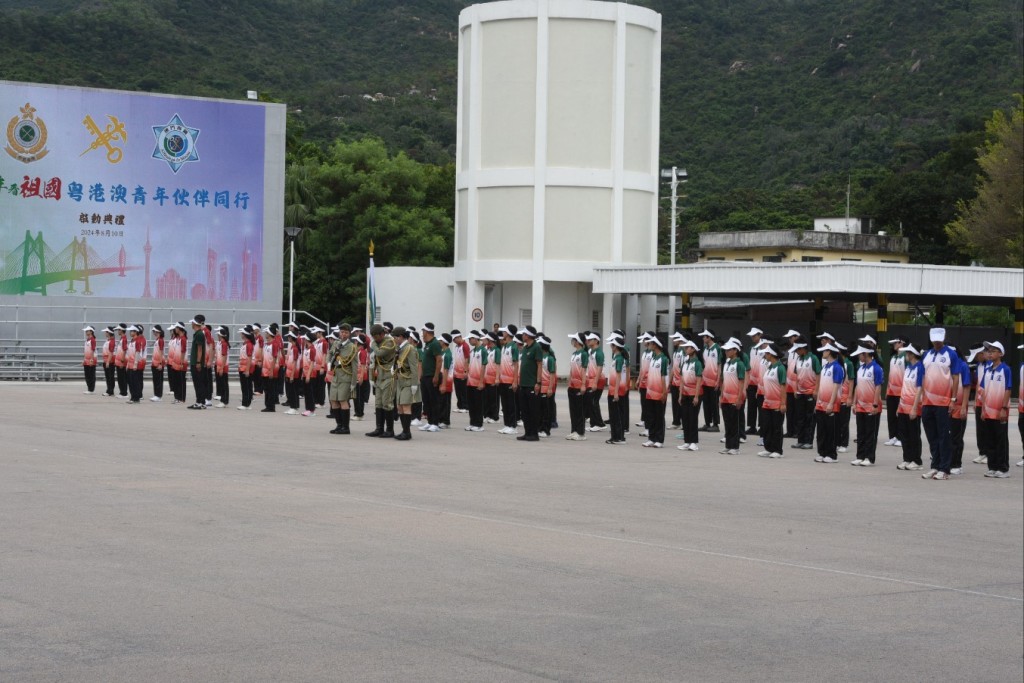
592 262 1023 301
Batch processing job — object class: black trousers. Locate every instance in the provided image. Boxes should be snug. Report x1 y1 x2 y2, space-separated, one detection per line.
454 377 468 410
519 387 538 438
785 393 796 436
951 417 968 468
763 409 784 455
84 365 96 392
103 364 115 395
540 394 554 435
128 368 144 401
304 378 317 412
588 388 606 427
639 387 648 427
277 367 286 397
922 405 952 472
978 418 1009 472
263 375 279 410
898 413 923 465
207 368 214 401
722 403 741 450
886 395 901 440
285 378 300 410
670 386 682 427
499 383 517 428
485 385 499 421
216 373 229 406
647 398 666 445
702 386 720 426
468 385 484 427
253 368 263 394
568 388 586 436
974 407 990 456
608 395 625 441
837 404 851 449
151 367 164 398
681 394 701 445
190 367 207 405
116 365 127 396
439 390 452 426
172 368 188 403
745 385 759 431
420 378 437 425
815 411 837 457
795 395 816 445
239 371 253 407
855 412 880 462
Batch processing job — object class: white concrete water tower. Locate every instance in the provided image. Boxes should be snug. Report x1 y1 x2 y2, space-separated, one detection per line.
452 0 661 339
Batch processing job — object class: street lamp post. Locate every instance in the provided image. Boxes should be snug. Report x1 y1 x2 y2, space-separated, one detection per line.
284 226 302 323
660 166 687 332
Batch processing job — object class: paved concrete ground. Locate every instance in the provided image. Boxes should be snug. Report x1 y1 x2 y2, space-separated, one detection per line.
1 383 1021 682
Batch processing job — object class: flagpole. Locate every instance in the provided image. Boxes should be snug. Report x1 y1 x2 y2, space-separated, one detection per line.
367 240 376 330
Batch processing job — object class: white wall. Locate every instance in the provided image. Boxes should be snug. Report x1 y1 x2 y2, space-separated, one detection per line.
373 267 454 331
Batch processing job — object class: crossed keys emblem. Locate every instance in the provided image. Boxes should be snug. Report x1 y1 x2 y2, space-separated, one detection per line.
81 114 128 164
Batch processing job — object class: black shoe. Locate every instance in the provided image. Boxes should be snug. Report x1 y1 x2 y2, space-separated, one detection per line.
365 428 384 437
745 427 758 435
187 403 202 410
394 432 411 441
260 407 275 413
605 438 618 445
708 425 721 432
330 427 351 435
381 431 395 438
517 435 540 441
699 425 710 432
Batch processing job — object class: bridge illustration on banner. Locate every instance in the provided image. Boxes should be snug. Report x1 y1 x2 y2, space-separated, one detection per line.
0 230 137 296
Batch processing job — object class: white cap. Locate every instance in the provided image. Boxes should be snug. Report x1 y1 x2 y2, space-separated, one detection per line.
966 347 984 363
721 340 741 351
746 327 763 337
852 345 874 356
649 336 663 348
888 337 905 345
670 332 684 341
984 340 1005 355
1018 344 1024 350
790 342 807 351
681 340 699 351
818 343 839 354
609 338 625 348
762 345 779 357
903 344 921 357
858 334 877 345
697 328 714 338
929 327 946 342
188 318 200 325
816 332 836 341
637 333 650 342
82 325 95 332
585 332 600 342
784 329 801 338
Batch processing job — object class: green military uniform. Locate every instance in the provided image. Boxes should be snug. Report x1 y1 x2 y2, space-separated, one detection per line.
328 337 358 402
371 334 397 411
395 340 420 407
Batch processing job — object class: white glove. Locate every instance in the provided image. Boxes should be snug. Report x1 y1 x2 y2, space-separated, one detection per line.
410 384 418 395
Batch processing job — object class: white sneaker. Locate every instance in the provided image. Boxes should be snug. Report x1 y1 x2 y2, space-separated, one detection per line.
884 437 896 446
922 469 938 479
418 423 432 431
539 432 549 438
756 438 764 446
635 421 645 427
992 471 1010 478
949 467 963 475
719 448 731 454
814 455 824 462
1017 460 1024 467
727 449 739 455
677 444 690 451
757 450 771 457
285 408 298 415
204 400 213 407
739 437 746 443
411 418 421 426
214 401 225 408
719 437 726 443
484 418 496 424
858 460 874 467
150 396 161 402
651 442 663 448
905 463 923 471
850 459 863 466
976 455 989 465
821 457 837 463
588 425 608 432
642 440 654 447
237 405 249 411
896 461 907 470
428 424 439 432
837 446 848 453
984 470 996 477
470 426 484 432
892 439 901 447
688 443 699 451
768 452 784 458
933 471 950 480
351 415 364 421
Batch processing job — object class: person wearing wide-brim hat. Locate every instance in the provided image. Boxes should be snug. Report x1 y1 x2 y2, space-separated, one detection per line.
978 341 1013 477
812 342 845 463
149 324 166 403
82 326 98 394
851 345 884 466
100 326 117 396
391 327 420 440
895 344 925 470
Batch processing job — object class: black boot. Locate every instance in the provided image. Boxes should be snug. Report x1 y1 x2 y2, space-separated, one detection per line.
337 408 351 434
330 409 345 434
366 408 384 437
382 411 395 438
394 414 412 440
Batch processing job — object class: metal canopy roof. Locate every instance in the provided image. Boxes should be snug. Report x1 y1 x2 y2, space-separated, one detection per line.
593 262 1024 304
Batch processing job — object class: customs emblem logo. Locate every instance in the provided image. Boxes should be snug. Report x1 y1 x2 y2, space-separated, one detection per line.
151 113 200 173
5 102 50 164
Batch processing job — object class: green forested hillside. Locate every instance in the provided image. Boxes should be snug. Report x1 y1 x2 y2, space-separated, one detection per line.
1 0 1021 270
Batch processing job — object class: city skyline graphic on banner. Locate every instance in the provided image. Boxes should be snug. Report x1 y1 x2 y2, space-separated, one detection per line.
0 82 266 301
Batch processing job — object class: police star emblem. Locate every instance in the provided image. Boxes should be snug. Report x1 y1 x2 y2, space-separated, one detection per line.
5 102 50 164
151 113 200 173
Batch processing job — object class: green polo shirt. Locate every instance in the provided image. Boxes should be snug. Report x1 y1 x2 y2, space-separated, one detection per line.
190 329 205 365
519 341 540 386
421 338 442 376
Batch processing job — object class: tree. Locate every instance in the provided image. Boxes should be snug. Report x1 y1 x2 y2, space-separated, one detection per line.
945 95 1024 267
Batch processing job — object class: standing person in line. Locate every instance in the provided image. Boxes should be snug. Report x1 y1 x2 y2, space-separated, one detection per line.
676 339 703 451
812 342 844 463
352 333 370 421
418 323 443 432
896 344 925 470
366 323 397 438
149 325 165 403
237 326 255 410
834 341 854 454
949 345 973 475
101 326 116 397
301 329 319 417
668 332 686 431
783 329 801 437
497 324 520 435
851 345 884 466
202 323 215 408
284 331 302 415
126 325 146 404
978 341 1012 478
792 340 820 450
718 340 747 455
167 323 187 404
920 327 960 481
451 330 470 414
642 336 669 448
465 331 487 432
585 332 608 432
327 323 356 434
566 332 589 441
539 336 557 438
82 325 98 394
698 329 722 432
1017 344 1024 468
757 344 787 458
392 327 419 441
971 345 993 466
635 332 652 437
114 323 129 397
313 327 329 411
484 331 501 424
251 323 264 397
437 333 454 429
259 325 280 413
723 337 749 444
605 336 629 445
744 327 764 435
516 326 543 442
884 337 908 446
213 326 230 408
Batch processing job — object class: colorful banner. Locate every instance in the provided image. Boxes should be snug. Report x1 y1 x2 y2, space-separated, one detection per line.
0 81 266 301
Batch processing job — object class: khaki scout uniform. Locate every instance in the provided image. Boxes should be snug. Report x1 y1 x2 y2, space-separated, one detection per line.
395 340 420 407
328 337 358 402
371 334 397 411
